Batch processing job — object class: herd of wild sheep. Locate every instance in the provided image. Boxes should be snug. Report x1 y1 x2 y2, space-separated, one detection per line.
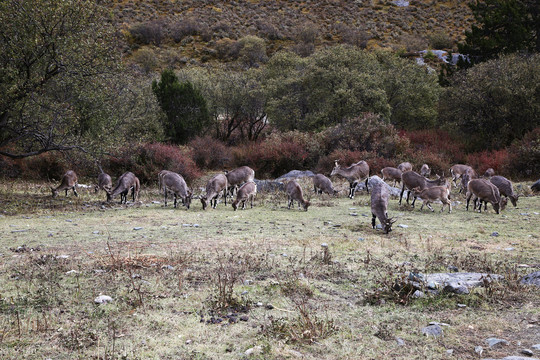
50 159 526 235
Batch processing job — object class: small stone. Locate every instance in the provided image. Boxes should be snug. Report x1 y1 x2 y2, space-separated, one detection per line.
486 337 509 348
349 213 358 216
94 295 113 304
256 302 263 307
396 337 405 346
532 344 540 350
521 349 534 356
398 224 409 228
245 346 262 356
241 291 248 295
265 304 274 310
281 253 288 257
446 349 454 355
56 255 69 259
244 280 253 285
422 324 443 337
92 231 99 234
240 315 249 322
412 290 425 298
133 227 143 230
193 224 200 227
457 304 467 308
161 265 175 270
321 243 328 248
358 237 365 241
491 232 499 237
520 213 529 216
375 224 383 229
65 219 73 222
185 339 192 344
182 224 191 227
504 247 515 251
48 233 53 237
287 349 304 358
65 270 79 275
447 265 459 272
474 346 483 355
429 322 450 327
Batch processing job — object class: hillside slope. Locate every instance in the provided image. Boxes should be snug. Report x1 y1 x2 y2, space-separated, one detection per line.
112 0 473 66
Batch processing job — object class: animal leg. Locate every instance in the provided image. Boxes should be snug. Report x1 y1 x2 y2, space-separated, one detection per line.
371 214 376 229
426 202 434 212
173 194 178 208
65 189 69 197
365 178 369 194
73 187 78 197
399 185 405 205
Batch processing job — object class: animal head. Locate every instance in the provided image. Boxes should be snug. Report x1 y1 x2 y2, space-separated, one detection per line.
509 194 518 207
94 184 100 193
185 192 193 210
330 161 341 176
232 201 238 211
51 187 58 198
303 200 310 211
383 217 397 234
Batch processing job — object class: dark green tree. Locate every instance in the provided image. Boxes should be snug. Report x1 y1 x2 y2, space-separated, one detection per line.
152 69 210 144
458 0 539 65
439 53 540 151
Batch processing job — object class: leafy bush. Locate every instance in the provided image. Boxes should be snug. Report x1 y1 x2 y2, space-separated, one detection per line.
15 152 68 181
170 18 200 43
505 127 540 179
427 31 453 49
189 136 231 170
105 143 201 185
237 35 268 67
321 113 409 158
466 149 510 176
129 48 158 74
129 20 166 46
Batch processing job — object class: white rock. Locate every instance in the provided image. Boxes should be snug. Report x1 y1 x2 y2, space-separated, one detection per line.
94 295 113 304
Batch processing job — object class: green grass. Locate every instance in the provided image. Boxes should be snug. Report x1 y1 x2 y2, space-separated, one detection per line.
0 179 539 359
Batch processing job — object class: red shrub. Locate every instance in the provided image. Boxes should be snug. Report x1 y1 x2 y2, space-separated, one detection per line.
400 129 466 163
105 143 201 185
15 152 68 181
189 136 231 170
466 149 510 175
231 133 312 178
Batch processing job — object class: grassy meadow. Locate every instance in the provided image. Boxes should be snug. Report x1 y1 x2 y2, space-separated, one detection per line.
0 177 539 359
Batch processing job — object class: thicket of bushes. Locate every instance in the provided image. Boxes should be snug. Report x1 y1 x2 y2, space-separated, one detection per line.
3 122 537 184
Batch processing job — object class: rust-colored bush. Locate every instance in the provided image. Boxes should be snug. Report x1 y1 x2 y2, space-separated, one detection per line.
105 143 201 185
189 136 231 170
15 152 68 181
231 133 311 178
466 149 510 176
